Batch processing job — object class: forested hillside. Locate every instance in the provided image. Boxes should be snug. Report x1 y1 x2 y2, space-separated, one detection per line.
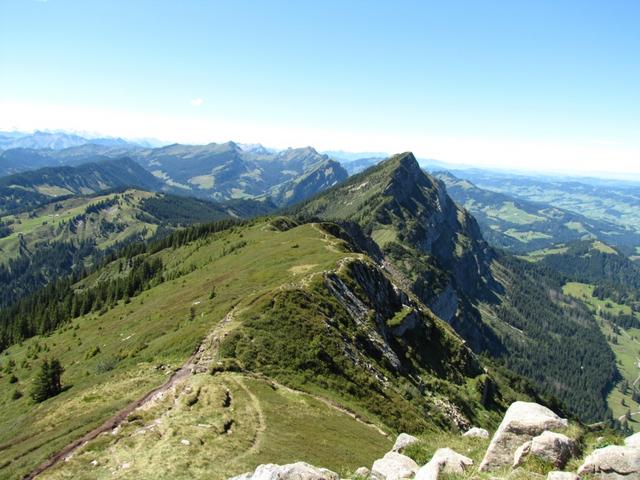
0 157 162 215
0 189 273 310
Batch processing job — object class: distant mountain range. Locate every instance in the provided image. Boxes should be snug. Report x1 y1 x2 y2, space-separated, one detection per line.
0 130 135 151
0 141 348 206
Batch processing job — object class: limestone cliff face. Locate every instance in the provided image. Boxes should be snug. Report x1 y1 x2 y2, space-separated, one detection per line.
323 258 481 380
379 153 494 300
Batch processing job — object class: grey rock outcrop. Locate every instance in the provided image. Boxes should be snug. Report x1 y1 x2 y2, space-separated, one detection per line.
463 427 490 439
577 444 640 478
479 401 568 471
371 451 419 480
513 431 577 469
229 462 339 480
391 433 419 453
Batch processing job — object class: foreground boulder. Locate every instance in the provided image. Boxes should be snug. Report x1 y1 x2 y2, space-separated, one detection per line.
513 431 577 469
392 433 419 453
229 462 339 480
415 448 473 480
463 427 489 439
371 451 419 480
625 432 640 448
479 401 568 471
577 445 640 478
547 472 579 480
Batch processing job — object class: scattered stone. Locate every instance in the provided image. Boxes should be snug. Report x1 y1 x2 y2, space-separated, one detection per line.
514 431 577 469
371 451 419 480
90 460 99 467
625 432 640 448
180 439 191 446
547 472 579 480
392 433 419 452
463 427 490 439
415 448 473 480
229 462 339 480
354 466 370 477
479 401 568 472
577 445 640 478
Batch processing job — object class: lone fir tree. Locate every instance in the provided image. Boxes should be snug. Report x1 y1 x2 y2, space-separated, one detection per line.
30 358 64 403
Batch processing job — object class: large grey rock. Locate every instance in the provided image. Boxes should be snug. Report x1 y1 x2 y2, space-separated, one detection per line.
415 448 473 480
513 431 577 469
479 401 568 472
625 432 640 448
577 445 640 478
463 427 490 439
229 462 339 480
371 451 419 480
391 433 419 452
547 472 580 480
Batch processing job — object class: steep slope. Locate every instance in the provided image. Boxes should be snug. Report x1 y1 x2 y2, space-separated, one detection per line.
294 153 616 422
435 171 640 252
0 189 273 309
0 218 523 479
0 158 163 215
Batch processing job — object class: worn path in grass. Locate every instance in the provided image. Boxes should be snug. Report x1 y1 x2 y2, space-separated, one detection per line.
24 308 237 479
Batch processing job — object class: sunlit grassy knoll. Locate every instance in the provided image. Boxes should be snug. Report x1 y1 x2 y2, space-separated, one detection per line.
503 229 552 242
563 282 633 317
520 245 569 262
484 201 545 225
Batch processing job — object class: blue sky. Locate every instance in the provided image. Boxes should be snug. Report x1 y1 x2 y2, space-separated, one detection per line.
1 0 639 175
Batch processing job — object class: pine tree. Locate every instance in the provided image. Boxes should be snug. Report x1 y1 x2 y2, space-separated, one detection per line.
30 358 64 403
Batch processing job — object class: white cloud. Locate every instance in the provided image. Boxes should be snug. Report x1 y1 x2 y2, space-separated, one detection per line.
190 98 204 107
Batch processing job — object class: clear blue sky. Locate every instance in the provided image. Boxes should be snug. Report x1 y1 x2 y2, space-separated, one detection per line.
1 0 639 175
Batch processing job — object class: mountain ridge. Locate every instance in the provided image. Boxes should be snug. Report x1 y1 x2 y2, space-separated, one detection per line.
293 152 616 422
